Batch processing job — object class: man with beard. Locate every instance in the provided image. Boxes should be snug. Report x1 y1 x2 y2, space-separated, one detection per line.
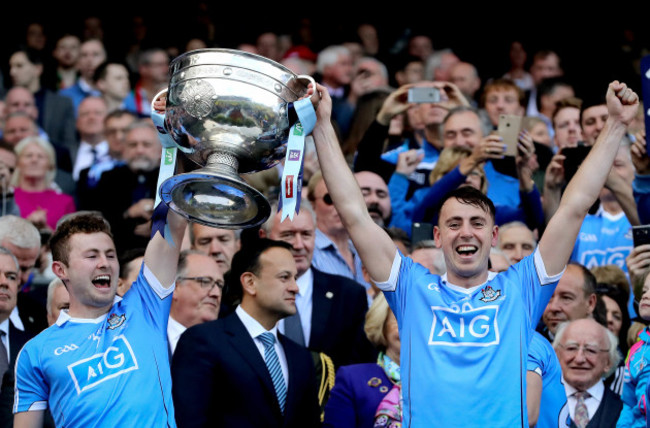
354 171 391 227
92 120 161 254
308 171 370 289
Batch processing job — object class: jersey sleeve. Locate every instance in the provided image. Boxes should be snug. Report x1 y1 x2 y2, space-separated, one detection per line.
374 251 431 327
527 333 552 377
13 342 49 413
123 263 174 332
508 248 564 329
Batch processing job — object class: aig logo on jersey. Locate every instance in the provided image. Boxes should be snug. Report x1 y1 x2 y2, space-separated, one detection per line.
428 303 500 347
67 335 138 394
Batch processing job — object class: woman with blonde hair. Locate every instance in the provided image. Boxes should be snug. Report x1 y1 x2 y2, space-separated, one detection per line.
324 293 401 427
12 136 76 231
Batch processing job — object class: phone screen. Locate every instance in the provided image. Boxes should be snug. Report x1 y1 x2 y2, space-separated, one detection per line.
497 115 523 157
408 87 441 103
411 222 434 246
560 145 591 184
633 225 650 247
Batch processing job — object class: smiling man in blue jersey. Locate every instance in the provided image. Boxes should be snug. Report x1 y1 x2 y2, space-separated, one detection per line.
13 208 186 426
309 80 639 427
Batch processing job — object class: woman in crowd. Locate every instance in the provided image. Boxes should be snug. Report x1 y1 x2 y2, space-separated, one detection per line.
593 274 632 395
389 129 543 237
323 293 401 427
11 136 76 232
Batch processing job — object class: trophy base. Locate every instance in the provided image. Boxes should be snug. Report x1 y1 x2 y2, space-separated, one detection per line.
159 169 271 229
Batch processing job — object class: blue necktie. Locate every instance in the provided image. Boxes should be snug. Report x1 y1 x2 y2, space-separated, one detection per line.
258 332 287 413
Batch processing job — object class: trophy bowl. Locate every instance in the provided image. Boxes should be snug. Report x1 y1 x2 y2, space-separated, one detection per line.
159 48 316 229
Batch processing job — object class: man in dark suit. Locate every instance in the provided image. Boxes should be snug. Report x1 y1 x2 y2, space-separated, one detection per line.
553 318 623 427
91 120 160 254
0 215 48 334
0 247 38 427
260 201 375 368
172 239 321 428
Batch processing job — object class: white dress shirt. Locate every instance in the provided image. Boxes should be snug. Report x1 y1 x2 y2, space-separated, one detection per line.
167 316 186 355
564 378 605 422
73 140 109 181
235 305 289 387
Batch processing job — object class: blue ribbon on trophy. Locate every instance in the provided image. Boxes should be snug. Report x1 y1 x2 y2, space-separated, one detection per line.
150 91 177 246
280 97 317 221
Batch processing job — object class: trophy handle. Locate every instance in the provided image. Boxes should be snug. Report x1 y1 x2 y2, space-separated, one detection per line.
296 74 320 110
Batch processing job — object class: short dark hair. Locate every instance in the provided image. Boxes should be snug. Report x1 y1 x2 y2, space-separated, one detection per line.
438 186 496 225
10 46 43 66
118 247 146 279
93 60 130 84
223 238 293 302
536 76 573 111
50 213 113 266
579 94 607 124
104 108 137 126
384 226 411 253
568 262 597 297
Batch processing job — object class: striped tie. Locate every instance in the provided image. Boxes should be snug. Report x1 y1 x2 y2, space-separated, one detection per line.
258 332 287 413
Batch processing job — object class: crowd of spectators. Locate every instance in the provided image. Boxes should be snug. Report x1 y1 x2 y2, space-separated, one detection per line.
0 10 648 428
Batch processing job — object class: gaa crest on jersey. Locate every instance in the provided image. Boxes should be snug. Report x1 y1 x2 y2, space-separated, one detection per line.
107 313 126 330
428 302 500 347
479 286 501 302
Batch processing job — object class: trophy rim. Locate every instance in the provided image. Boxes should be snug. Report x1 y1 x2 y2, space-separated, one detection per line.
170 47 296 77
160 170 271 229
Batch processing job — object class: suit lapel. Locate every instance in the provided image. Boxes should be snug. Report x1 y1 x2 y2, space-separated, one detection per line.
310 270 333 349
8 323 31 366
223 315 283 417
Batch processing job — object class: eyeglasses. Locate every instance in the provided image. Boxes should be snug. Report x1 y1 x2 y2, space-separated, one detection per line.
177 276 224 290
558 343 609 358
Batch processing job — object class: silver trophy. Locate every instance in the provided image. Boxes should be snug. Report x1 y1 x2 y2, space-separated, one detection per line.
157 48 317 229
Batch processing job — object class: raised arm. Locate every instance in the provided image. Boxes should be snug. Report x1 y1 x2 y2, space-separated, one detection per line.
604 166 640 226
14 410 44 428
631 131 650 224
539 81 639 275
541 152 565 226
144 209 187 288
312 83 397 282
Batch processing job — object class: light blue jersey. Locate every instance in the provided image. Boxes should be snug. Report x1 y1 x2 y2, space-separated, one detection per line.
527 332 569 428
377 248 562 427
483 160 521 208
570 209 633 274
14 265 176 427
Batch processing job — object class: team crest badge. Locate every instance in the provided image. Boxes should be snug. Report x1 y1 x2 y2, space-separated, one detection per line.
107 313 126 330
479 286 501 303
